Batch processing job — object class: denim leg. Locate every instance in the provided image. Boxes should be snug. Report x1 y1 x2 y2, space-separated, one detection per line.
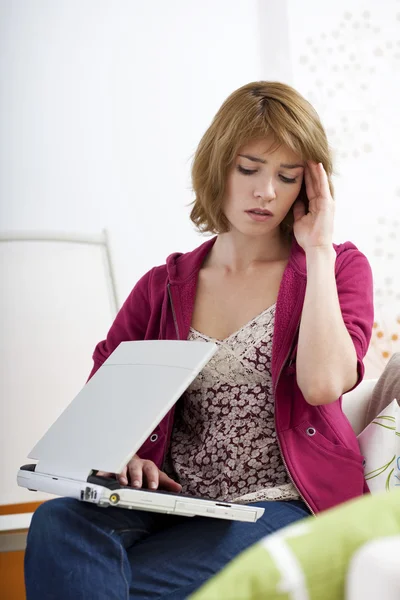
24 497 179 600
128 500 310 599
25 498 309 600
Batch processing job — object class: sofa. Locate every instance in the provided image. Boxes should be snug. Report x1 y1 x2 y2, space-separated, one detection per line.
2 372 399 600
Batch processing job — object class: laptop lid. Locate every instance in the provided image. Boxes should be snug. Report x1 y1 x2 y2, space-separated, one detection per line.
29 340 217 481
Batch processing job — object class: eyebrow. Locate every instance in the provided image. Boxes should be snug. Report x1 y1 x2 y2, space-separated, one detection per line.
238 154 305 169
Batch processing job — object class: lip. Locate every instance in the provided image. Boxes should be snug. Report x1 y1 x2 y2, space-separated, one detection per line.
245 208 273 222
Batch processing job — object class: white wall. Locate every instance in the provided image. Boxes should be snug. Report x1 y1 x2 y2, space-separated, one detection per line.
0 0 274 505
0 0 265 303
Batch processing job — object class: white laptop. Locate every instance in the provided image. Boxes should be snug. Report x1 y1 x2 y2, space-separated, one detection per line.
17 340 265 523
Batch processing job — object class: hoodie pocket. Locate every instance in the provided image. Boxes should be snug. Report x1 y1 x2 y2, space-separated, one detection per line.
297 420 364 467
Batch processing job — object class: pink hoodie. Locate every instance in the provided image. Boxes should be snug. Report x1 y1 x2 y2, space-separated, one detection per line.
89 236 374 514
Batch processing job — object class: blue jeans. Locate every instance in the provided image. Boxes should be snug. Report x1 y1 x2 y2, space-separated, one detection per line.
25 497 309 599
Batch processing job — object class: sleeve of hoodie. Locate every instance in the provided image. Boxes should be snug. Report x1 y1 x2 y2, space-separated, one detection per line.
336 247 374 390
87 268 153 381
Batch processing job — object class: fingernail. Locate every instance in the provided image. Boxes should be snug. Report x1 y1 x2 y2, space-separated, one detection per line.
132 480 140 487
120 477 128 485
149 482 157 489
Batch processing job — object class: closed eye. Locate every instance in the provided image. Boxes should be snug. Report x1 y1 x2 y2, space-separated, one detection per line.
237 165 257 176
238 165 298 184
280 175 297 184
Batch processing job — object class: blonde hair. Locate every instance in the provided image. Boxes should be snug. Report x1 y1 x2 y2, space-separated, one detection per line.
190 81 333 235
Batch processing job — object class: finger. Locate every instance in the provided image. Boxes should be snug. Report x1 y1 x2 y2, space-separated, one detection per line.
118 465 128 486
317 162 331 202
292 199 306 223
142 461 159 489
310 161 322 195
96 471 113 478
158 471 182 492
304 164 316 200
128 459 144 488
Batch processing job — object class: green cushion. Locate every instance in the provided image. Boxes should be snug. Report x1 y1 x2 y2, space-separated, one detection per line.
190 489 400 600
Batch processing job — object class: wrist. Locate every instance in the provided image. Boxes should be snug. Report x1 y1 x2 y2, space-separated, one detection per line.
305 244 335 257
305 245 336 269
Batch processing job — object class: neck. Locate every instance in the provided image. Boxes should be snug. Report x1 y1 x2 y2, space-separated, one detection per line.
207 229 292 272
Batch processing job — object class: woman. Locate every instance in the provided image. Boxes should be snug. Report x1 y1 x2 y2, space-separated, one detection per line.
25 81 374 599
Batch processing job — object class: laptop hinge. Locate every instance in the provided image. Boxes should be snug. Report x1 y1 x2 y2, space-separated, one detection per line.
31 459 95 482
20 463 121 491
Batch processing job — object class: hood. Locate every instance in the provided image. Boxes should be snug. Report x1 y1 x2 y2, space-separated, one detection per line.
166 237 217 284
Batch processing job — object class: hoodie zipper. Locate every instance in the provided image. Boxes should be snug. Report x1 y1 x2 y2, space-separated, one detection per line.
274 330 315 516
161 284 180 471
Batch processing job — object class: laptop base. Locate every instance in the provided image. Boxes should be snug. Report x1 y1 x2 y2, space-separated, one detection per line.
18 465 265 523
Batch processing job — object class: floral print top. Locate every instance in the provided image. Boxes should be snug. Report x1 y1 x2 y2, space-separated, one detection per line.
164 304 300 504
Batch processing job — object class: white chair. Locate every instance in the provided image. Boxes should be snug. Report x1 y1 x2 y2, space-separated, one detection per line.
0 229 118 551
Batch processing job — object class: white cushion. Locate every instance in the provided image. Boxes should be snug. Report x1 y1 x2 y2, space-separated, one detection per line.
346 536 400 600
342 379 378 436
357 399 400 493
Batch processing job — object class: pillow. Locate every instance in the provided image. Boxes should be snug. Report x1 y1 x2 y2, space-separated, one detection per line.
190 489 400 600
358 399 400 493
363 353 400 429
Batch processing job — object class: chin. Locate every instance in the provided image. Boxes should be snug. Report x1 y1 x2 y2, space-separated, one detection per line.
229 220 277 238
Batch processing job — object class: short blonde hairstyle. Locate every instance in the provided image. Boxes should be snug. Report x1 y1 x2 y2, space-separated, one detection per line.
190 81 334 235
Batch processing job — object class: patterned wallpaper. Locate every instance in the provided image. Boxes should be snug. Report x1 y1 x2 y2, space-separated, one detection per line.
286 0 400 378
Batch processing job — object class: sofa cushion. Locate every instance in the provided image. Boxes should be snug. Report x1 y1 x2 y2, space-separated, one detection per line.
358 399 400 493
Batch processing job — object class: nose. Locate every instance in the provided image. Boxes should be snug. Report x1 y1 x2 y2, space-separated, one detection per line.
253 176 276 203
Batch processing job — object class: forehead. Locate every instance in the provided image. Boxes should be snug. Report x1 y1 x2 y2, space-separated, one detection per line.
238 137 302 164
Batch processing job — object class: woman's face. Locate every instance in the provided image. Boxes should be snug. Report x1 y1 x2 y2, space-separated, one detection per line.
223 137 305 237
